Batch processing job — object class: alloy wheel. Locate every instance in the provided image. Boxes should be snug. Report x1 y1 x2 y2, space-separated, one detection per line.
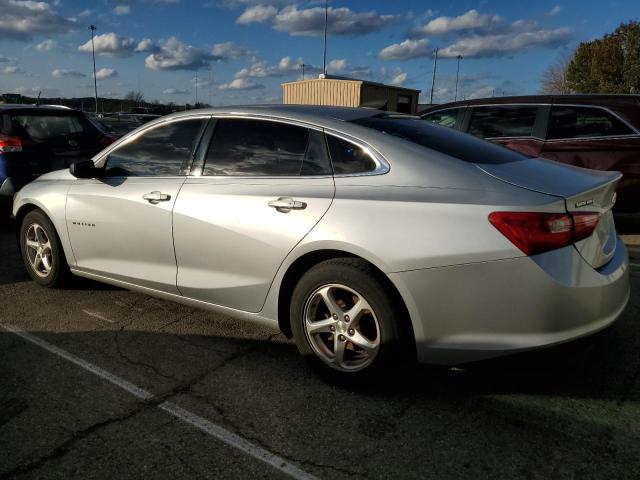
25 223 53 278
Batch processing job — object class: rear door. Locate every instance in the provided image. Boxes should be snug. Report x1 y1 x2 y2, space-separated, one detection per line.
540 105 640 211
173 117 335 312
466 104 547 157
66 116 208 293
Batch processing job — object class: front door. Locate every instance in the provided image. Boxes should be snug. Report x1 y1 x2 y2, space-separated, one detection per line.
173 117 335 312
66 116 208 293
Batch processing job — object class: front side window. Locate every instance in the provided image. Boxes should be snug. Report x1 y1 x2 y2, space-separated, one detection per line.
468 105 541 138
106 118 205 177
547 106 635 139
326 135 378 174
203 119 332 176
422 108 464 129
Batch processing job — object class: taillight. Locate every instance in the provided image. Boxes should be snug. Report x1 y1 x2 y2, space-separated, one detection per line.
99 134 117 146
0 134 23 153
489 211 600 255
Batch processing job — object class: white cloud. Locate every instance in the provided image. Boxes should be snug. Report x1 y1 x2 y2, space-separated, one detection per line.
78 32 137 56
113 5 130 15
210 41 252 60
389 71 407 86
237 5 397 36
411 10 501 36
35 39 56 52
145 37 209 71
379 39 431 60
1 65 23 74
135 38 156 52
163 88 190 94
219 78 264 90
94 68 118 80
548 5 562 17
438 28 571 58
0 0 73 40
78 9 92 18
52 68 86 78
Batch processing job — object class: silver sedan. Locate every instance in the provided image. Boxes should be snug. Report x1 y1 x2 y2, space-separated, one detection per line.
12 105 630 381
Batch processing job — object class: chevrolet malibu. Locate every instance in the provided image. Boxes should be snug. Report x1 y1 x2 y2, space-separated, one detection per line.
12 105 630 381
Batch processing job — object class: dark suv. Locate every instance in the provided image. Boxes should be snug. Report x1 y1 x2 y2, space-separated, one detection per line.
0 105 114 214
421 95 640 213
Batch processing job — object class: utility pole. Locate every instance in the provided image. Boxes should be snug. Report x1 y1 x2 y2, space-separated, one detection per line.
429 47 438 105
88 25 99 115
194 73 198 106
454 55 462 101
322 0 328 75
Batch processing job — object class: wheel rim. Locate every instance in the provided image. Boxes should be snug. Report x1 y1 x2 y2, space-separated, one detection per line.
25 223 53 278
303 283 380 372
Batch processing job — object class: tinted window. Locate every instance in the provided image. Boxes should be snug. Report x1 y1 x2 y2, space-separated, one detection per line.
422 108 464 129
106 118 204 177
10 114 95 140
548 106 634 139
468 106 540 138
326 135 377 174
203 119 331 176
351 115 525 165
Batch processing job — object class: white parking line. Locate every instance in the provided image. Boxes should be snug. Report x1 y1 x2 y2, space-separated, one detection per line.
1 323 318 480
82 310 115 324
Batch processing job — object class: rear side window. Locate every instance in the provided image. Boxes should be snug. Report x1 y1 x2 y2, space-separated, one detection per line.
326 135 377 174
106 118 205 177
203 119 331 176
10 114 94 140
422 108 464 129
547 106 635 139
468 106 541 138
351 115 525 165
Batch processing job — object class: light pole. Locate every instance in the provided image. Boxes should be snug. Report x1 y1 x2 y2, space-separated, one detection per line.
322 0 328 75
300 63 308 80
454 55 462 101
429 47 439 105
194 72 198 106
88 25 99 115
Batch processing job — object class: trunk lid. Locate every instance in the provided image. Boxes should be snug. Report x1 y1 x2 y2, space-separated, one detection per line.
477 157 620 268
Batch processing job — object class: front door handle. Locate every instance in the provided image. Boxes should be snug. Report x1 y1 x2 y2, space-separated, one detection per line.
143 191 171 204
268 197 307 213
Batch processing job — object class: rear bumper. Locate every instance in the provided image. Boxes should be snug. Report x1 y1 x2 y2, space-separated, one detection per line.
390 237 630 365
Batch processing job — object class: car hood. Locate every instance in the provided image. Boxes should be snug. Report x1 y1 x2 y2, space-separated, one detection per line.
35 168 78 181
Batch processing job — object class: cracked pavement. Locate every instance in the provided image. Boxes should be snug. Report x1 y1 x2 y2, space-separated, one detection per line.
1 222 639 479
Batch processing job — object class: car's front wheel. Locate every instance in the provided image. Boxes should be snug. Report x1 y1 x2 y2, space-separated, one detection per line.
20 209 69 288
290 258 411 382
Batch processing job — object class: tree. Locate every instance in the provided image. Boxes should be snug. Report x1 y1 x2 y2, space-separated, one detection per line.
540 53 573 94
566 21 640 94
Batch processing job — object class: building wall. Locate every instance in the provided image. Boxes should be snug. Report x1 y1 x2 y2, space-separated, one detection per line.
360 84 419 114
282 79 361 107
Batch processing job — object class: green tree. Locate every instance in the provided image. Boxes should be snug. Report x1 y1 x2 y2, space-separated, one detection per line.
566 21 640 94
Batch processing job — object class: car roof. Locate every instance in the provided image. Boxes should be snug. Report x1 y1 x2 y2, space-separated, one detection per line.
0 104 84 114
420 94 640 114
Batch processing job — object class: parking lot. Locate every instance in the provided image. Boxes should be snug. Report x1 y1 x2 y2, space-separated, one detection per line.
1 222 639 480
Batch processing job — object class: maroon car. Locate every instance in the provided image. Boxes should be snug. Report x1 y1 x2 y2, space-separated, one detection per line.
421 95 640 213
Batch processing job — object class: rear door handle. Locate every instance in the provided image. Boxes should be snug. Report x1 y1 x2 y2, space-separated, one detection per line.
268 197 307 213
143 191 171 204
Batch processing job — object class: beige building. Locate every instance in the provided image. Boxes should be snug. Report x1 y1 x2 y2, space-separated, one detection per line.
282 75 421 114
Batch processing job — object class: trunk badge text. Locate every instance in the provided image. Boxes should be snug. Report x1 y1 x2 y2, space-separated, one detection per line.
575 199 594 208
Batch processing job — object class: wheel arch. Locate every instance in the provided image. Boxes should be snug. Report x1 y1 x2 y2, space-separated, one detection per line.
276 248 416 357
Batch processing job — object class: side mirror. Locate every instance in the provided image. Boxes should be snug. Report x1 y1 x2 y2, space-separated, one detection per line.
70 160 100 179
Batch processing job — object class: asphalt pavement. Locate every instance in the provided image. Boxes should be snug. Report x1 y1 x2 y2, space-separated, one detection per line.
1 221 639 479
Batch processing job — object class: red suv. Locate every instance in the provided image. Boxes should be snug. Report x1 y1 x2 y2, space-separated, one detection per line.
421 95 640 213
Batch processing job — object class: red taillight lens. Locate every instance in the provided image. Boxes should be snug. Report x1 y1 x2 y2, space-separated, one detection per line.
489 211 600 255
0 134 23 153
99 134 117 146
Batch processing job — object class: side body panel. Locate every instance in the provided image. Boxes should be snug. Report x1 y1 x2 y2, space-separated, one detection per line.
173 176 335 312
66 177 185 294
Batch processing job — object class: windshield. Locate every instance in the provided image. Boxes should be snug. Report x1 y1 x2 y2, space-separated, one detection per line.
350 114 526 164
10 114 94 141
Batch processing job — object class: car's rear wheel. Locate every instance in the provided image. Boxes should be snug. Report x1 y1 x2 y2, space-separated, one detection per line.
290 258 410 382
20 209 69 288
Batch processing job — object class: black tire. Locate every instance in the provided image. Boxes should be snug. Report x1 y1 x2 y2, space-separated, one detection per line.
19 209 70 288
290 257 412 383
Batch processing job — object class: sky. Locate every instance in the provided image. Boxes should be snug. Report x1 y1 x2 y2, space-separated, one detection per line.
0 0 638 106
